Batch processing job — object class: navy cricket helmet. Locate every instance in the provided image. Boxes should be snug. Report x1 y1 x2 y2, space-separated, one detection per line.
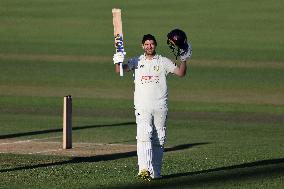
167 29 189 59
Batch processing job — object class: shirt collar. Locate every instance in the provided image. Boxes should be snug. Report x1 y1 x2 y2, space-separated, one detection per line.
142 53 159 60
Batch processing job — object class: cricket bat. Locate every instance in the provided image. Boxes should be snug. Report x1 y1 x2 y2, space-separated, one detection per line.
112 8 125 77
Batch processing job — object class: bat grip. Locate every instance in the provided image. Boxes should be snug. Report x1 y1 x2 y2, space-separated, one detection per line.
119 63 123 76
115 35 124 77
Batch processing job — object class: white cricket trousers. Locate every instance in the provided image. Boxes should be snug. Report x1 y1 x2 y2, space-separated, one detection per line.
135 108 167 178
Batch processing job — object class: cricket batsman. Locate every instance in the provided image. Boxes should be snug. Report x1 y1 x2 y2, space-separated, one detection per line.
112 29 192 180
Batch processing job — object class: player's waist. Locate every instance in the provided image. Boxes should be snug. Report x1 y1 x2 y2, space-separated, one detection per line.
134 95 168 109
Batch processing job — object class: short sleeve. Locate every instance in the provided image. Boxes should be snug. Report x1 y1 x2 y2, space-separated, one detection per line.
162 57 177 75
127 56 139 70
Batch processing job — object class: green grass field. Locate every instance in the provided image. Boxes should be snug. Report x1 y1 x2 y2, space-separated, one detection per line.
0 0 284 188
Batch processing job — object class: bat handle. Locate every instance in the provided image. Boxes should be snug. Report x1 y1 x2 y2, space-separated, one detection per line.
119 63 123 76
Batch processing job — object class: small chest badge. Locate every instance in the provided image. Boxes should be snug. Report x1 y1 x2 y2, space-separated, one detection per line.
154 65 160 71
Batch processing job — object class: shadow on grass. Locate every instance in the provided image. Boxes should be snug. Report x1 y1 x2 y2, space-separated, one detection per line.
0 122 135 139
2 155 283 188
2 143 284 188
0 142 208 173
107 158 284 189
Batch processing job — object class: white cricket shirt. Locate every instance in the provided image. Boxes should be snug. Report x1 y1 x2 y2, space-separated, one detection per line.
128 54 177 109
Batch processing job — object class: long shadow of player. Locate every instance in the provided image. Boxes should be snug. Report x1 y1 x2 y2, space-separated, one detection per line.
0 142 208 173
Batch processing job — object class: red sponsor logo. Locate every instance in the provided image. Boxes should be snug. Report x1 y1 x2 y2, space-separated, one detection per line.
141 75 159 83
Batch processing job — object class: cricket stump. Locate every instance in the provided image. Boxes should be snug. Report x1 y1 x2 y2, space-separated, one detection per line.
63 95 72 149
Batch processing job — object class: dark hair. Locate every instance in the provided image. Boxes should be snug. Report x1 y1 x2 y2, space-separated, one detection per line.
142 34 157 45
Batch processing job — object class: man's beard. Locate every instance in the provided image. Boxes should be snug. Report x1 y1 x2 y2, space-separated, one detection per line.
145 49 156 56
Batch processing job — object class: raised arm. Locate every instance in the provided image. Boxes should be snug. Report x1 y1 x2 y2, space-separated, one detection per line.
174 60 187 77
173 43 192 77
115 63 129 74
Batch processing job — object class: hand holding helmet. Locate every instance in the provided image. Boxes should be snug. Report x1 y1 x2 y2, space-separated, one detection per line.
167 29 192 61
